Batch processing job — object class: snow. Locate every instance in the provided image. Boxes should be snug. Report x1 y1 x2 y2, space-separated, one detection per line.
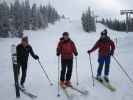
0 19 133 100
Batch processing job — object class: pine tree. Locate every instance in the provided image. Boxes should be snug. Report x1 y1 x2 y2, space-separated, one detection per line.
101 18 130 32
81 7 96 32
23 0 31 30
0 1 10 37
31 4 38 30
12 0 24 37
0 0 60 37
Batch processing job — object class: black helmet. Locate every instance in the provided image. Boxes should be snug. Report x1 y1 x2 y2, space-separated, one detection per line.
101 29 107 36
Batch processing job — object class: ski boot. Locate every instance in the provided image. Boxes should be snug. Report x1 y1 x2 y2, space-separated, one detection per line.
96 76 103 83
60 81 66 89
104 76 109 83
65 81 72 87
20 83 25 90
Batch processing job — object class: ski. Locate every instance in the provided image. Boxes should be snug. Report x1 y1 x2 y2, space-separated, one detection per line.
102 80 116 92
11 44 20 98
61 87 74 100
95 78 116 92
19 87 37 99
67 85 89 96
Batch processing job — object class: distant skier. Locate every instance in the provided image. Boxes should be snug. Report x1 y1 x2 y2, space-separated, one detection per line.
17 36 39 88
57 32 78 88
87 29 115 82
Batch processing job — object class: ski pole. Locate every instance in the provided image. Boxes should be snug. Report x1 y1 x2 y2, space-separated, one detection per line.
57 56 60 97
75 56 79 86
89 54 95 87
113 56 133 85
38 60 53 86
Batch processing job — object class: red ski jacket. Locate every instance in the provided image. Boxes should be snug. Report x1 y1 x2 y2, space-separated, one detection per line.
89 37 115 56
57 38 78 59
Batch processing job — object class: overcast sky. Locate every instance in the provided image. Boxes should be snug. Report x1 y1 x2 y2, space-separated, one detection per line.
4 0 133 20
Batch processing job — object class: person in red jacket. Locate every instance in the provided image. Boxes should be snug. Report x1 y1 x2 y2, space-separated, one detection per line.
88 29 115 82
57 32 78 87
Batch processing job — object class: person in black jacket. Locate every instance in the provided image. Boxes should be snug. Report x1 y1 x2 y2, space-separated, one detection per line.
17 36 39 88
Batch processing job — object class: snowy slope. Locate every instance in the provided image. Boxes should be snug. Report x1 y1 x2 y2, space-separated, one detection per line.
0 19 133 100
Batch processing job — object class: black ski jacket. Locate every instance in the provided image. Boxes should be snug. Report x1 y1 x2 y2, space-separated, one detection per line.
16 44 37 65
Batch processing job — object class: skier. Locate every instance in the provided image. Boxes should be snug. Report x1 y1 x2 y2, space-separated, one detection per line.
57 32 78 88
17 36 39 88
87 29 115 82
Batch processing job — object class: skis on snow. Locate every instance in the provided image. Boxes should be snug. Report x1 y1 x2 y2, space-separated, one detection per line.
61 87 74 100
95 77 116 92
19 87 37 99
61 85 89 100
67 85 89 96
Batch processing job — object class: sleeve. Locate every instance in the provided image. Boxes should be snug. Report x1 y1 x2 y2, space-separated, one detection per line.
72 41 78 55
89 41 99 53
56 41 62 55
110 40 115 52
29 45 37 59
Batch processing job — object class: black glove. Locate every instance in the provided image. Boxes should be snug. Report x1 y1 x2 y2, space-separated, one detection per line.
34 55 39 60
109 50 114 56
87 50 91 54
74 52 78 56
56 52 60 56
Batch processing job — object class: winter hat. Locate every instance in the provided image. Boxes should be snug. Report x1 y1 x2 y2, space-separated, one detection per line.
63 32 69 36
22 36 28 43
101 29 108 36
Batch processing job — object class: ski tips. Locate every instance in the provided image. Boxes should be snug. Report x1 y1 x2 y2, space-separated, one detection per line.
50 83 53 86
84 90 89 95
57 94 60 97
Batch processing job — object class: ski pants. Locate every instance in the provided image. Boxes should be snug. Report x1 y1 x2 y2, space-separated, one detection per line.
97 55 111 77
60 59 73 81
18 63 28 85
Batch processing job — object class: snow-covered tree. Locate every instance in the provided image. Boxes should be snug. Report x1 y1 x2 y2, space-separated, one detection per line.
0 1 10 37
23 0 31 30
31 3 38 30
81 7 96 32
100 18 133 32
0 0 60 37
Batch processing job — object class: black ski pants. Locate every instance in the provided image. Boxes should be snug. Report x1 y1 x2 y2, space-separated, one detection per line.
60 59 73 81
18 63 28 85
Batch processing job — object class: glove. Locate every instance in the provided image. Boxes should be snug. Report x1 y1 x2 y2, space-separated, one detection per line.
109 50 114 56
56 52 60 56
87 50 91 54
74 52 78 56
34 55 39 60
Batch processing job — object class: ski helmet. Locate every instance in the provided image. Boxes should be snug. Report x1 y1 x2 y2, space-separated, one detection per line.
101 29 108 36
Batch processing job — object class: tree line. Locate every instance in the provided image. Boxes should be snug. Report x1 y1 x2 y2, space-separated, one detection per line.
81 7 133 33
101 18 133 32
0 0 60 38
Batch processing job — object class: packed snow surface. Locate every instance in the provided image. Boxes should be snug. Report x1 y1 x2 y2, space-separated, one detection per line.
0 19 133 100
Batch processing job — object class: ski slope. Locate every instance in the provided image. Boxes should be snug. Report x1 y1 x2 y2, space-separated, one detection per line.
0 19 133 100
